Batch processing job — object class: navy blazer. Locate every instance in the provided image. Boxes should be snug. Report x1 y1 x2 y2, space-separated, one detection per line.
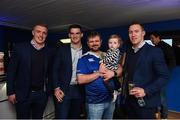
123 43 169 108
7 42 55 101
53 43 87 93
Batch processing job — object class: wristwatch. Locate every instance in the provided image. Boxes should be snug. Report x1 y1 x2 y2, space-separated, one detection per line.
114 71 117 77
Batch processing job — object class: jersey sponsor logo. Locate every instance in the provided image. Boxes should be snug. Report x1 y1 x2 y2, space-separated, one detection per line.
88 58 94 62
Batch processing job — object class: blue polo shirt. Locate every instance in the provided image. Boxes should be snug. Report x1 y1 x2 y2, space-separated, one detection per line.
77 52 114 104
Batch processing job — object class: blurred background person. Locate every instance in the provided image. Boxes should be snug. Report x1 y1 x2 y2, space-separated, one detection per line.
150 31 176 119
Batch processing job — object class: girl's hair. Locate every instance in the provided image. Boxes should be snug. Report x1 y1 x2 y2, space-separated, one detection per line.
109 34 123 47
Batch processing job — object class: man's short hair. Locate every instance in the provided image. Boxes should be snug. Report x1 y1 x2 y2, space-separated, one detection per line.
87 31 101 41
32 23 48 30
150 31 161 38
68 24 82 33
129 21 144 31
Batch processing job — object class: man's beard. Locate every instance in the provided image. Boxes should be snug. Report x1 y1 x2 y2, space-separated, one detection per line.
90 48 99 52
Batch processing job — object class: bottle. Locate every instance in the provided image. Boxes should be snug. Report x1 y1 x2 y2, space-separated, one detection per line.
137 97 146 107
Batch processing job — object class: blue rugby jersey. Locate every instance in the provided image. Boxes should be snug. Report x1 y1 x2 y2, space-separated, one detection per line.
77 52 114 103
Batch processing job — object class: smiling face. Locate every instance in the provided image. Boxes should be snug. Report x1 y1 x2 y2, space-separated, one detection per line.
87 35 101 52
69 28 83 45
32 25 48 46
128 24 145 48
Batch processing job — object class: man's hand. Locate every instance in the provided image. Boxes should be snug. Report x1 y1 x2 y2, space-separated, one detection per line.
54 88 64 102
99 63 107 73
102 69 115 81
99 63 115 81
129 87 146 98
102 64 123 81
8 94 16 104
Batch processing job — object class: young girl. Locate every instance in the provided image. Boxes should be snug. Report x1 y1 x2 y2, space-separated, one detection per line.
100 34 123 102
100 34 123 71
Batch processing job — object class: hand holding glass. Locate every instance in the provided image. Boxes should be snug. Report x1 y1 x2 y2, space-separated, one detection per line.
128 82 146 107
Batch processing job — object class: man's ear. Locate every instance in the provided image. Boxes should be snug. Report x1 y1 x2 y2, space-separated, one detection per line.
32 30 35 36
143 31 146 36
100 39 102 46
68 33 71 38
81 33 83 38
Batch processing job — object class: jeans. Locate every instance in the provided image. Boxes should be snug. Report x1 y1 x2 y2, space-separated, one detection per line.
86 102 115 119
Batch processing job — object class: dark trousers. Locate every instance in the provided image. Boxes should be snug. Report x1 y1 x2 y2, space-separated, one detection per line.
16 90 48 119
113 95 128 119
160 87 168 118
124 96 157 119
113 104 127 119
54 85 84 119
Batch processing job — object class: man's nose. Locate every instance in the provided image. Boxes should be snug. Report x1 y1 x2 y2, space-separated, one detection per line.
132 32 135 36
40 32 44 37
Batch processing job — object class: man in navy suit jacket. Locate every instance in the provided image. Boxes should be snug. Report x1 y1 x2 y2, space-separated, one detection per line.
122 22 169 118
7 24 55 119
53 24 87 119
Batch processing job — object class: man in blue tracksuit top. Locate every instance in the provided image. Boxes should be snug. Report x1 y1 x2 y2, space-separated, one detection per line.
77 31 122 119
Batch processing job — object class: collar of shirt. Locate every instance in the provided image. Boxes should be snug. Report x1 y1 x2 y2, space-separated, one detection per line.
132 41 145 53
87 51 105 59
31 40 45 50
70 44 82 51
